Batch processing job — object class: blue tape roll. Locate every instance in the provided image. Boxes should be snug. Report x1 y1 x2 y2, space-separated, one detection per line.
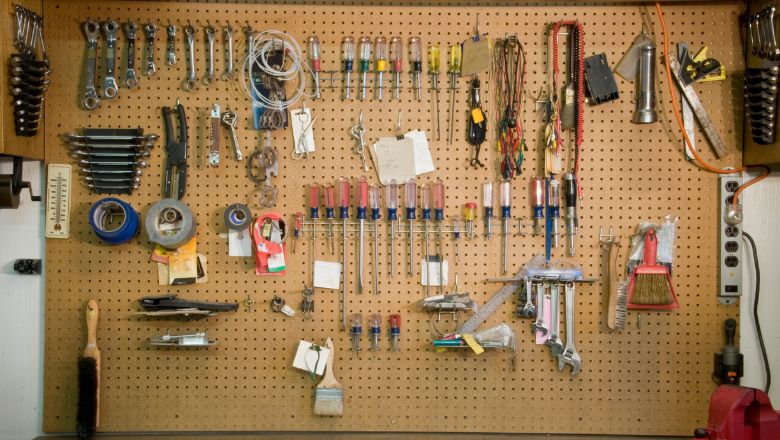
89 197 140 245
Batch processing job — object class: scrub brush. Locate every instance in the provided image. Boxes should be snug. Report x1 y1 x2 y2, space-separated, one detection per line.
607 236 627 330
77 299 100 439
313 337 343 416
627 228 679 310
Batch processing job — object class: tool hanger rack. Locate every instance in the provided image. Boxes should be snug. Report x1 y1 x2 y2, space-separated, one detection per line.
43 0 743 435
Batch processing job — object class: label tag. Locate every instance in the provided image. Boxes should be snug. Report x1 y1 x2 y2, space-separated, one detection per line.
471 108 485 124
462 333 485 354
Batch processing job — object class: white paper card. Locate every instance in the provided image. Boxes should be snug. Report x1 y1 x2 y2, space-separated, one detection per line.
370 137 417 185
228 229 252 257
405 130 435 175
293 340 331 376
313 260 342 289
290 107 316 155
421 260 448 286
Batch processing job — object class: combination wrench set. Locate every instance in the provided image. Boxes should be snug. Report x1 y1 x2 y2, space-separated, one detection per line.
9 6 49 136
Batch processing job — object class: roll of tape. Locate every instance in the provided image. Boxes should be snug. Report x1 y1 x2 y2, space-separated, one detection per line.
88 197 140 245
224 203 251 231
145 198 197 249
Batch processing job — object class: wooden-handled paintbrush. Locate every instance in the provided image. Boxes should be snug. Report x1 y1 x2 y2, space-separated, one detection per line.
77 299 100 439
314 337 343 416
627 229 679 310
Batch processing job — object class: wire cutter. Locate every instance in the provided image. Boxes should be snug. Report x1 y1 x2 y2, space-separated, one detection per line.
162 101 188 199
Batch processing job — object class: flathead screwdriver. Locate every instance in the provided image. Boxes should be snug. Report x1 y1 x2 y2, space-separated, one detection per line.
369 183 381 294
409 36 423 101
338 177 350 329
386 179 398 278
405 179 417 276
447 43 462 145
421 183 431 295
428 44 441 140
358 36 371 101
341 36 355 100
374 36 388 100
309 183 320 274
499 180 511 275
482 181 494 239
432 178 445 295
390 36 403 100
308 36 322 99
324 183 335 253
356 176 368 294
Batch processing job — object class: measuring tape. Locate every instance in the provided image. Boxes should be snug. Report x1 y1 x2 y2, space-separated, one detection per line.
89 198 140 245
45 164 72 239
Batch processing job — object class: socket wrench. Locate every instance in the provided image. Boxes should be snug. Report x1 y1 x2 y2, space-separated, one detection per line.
101 20 119 99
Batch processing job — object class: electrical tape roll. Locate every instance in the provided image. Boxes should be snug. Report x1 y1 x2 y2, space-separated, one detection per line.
145 198 196 249
224 203 251 231
88 197 141 245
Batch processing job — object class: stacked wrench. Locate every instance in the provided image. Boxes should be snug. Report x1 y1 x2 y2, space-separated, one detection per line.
558 282 581 376
745 67 779 145
10 6 49 135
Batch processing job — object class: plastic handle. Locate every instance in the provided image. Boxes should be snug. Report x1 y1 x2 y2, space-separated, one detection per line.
357 176 368 209
448 44 462 72
464 203 477 221
309 184 320 209
324 183 335 208
389 313 401 330
308 36 321 65
351 313 363 331
385 179 398 210
409 37 422 64
404 179 417 209
369 313 382 330
375 36 387 60
532 176 545 207
369 184 380 210
433 179 444 211
342 36 355 61
338 177 350 209
390 36 403 70
499 180 511 208
548 179 560 208
642 228 658 266
421 184 430 211
428 45 440 73
563 173 577 208
359 36 372 61
482 182 494 209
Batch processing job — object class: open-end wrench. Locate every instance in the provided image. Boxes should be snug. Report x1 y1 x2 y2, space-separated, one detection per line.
531 281 548 336
166 23 177 66
124 22 139 88
221 24 234 81
558 282 582 376
183 25 199 91
203 24 216 85
101 20 119 99
545 282 564 356
143 23 157 76
81 20 100 110
517 277 536 318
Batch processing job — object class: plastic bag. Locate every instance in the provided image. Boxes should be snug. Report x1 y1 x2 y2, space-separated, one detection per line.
474 323 516 352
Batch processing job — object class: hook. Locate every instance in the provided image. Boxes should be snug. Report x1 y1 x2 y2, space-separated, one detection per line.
395 110 402 133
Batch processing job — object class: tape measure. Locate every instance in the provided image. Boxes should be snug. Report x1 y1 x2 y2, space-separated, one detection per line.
45 164 72 239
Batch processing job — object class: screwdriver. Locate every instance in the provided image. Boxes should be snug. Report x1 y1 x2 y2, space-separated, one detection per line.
405 179 417 276
293 212 304 253
309 183 320 271
428 44 441 141
369 313 381 351
464 202 477 239
499 180 511 275
358 36 371 101
385 179 398 278
341 36 355 100
350 312 362 355
356 176 368 294
482 181 494 239
308 36 322 99
324 183 335 253
369 183 381 294
432 178 445 295
374 36 388 100
390 36 403 100
447 43 462 145
409 37 422 101
389 314 401 351
338 177 350 329
549 178 561 247
421 183 431 295
530 176 545 236
563 172 578 257
453 216 461 266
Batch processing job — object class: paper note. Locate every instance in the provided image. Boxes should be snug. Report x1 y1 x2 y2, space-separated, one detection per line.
228 229 252 257
290 107 316 155
421 260 448 286
313 260 341 290
370 137 417 185
405 130 435 175
292 340 331 376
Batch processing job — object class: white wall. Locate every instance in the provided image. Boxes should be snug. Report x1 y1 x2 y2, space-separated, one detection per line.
0 159 44 440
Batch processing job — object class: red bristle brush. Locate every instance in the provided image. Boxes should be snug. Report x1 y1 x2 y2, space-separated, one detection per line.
627 228 679 310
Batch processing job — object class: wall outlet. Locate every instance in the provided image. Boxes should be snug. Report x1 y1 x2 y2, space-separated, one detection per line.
718 173 743 305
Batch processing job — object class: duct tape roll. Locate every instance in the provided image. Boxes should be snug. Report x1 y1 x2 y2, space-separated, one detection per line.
224 203 251 231
88 197 141 245
145 198 197 249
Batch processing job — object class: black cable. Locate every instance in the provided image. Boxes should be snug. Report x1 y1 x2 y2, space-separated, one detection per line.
743 231 770 394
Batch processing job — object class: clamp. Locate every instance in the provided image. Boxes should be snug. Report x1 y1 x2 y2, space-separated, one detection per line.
162 101 188 199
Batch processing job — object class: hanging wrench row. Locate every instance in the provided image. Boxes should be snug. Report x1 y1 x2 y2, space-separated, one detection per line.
748 6 780 61
10 6 49 137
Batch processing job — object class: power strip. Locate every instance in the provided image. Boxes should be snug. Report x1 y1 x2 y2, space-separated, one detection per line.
718 172 742 305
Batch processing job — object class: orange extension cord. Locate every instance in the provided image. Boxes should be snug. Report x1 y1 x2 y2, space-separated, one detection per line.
655 2 770 207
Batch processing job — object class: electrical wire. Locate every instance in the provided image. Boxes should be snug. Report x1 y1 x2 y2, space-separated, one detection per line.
743 231 770 394
654 2 770 208
493 34 527 179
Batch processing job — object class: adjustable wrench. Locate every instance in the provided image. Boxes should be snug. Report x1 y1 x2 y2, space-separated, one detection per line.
545 282 564 356
101 20 119 99
531 281 548 336
222 24 234 81
558 282 581 376
143 23 157 76
81 20 100 110
203 24 216 85
517 277 535 318
123 22 139 88
183 25 199 91
166 23 177 66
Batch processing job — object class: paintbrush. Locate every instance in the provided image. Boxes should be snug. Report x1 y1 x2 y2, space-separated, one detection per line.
314 337 343 416
627 229 679 310
77 299 100 439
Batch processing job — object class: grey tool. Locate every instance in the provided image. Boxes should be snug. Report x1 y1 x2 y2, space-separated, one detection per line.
72 150 150 159
87 183 139 193
162 102 188 199
517 277 535 318
81 168 142 176
258 132 279 207
203 24 216 85
545 282 564 356
531 281 548 336
79 159 147 167
563 172 577 257
221 109 243 160
558 282 581 376
124 22 139 88
183 25 199 91
208 103 221 166
166 23 177 66
145 199 197 248
84 176 141 184
63 132 159 143
632 42 658 124
456 270 521 335
222 24 234 80
678 43 694 160
81 20 100 110
143 22 157 76
101 20 120 99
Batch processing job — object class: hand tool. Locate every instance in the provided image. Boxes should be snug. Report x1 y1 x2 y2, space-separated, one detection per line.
452 216 461 265
313 338 344 417
338 177 350 329
324 183 335 253
100 20 119 99
405 179 417 276
516 277 536 318
87 183 139 194
293 212 303 253
310 184 320 269
183 24 199 91
253 133 279 208
143 22 157 76
123 22 139 88
632 42 658 124
548 178 560 247
356 176 368 294
350 111 369 171
72 149 150 159
308 35 322 99
209 103 221 166
545 282 564 356
389 314 401 351
390 36 403 99
77 299 100 439
140 294 238 312
563 172 578 256
203 23 217 85
300 286 314 318
350 313 362 355
385 179 398 277
561 31 576 129
271 296 295 316
432 179 445 295
409 37 422 101
150 331 215 347
627 228 679 309
463 202 477 239
341 36 355 100
221 108 243 160
499 180 511 274
374 36 388 100
427 44 441 140
558 282 581 375
466 74 487 167
369 183 381 294
165 22 177 66
421 183 431 295
447 44 462 145
531 176 545 235
162 101 188 200
482 182 494 239
145 199 197 249
456 270 522 335
79 158 147 168
45 164 71 239
81 20 100 110
358 36 371 100
221 23 234 80
531 281 548 336
714 319 743 385
369 313 381 351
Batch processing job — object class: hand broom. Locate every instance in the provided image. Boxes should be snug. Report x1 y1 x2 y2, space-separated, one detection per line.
314 337 343 416
77 299 100 439
627 228 679 310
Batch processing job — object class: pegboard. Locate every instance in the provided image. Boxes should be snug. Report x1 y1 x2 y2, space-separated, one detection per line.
43 1 745 435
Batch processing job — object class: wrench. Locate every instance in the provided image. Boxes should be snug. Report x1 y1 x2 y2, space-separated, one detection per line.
221 24 234 81
81 20 100 110
143 23 157 76
203 24 217 85
517 277 536 318
221 109 243 160
558 282 582 376
166 23 177 66
101 20 119 99
124 22 139 88
208 103 221 166
531 281 548 336
259 133 279 207
545 282 564 357
183 25 199 91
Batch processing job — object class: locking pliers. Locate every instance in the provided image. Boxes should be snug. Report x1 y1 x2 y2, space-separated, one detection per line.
162 101 188 199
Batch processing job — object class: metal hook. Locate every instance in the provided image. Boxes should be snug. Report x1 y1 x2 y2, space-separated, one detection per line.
395 110 401 133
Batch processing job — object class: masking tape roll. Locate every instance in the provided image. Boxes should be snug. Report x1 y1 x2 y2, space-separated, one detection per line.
89 197 140 245
145 198 196 249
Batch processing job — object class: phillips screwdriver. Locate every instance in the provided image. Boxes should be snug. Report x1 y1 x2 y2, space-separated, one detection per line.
432 178 445 295
482 181 494 239
369 183 381 294
389 314 401 351
385 179 398 278
374 36 388 100
428 44 441 141
338 177 350 329
405 179 417 276
356 176 368 294
464 202 477 240
531 176 545 236
350 313 363 355
390 36 403 100
358 36 371 101
369 313 381 351
324 183 335 253
308 36 322 99
309 183 320 272
421 183 431 295
563 172 578 257
548 178 561 247
409 36 422 101
341 36 355 100
499 180 511 275
447 43 462 145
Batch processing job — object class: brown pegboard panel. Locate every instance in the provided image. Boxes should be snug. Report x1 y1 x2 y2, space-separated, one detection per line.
43 1 745 435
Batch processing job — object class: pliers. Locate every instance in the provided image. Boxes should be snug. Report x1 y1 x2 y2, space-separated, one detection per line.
162 101 188 199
